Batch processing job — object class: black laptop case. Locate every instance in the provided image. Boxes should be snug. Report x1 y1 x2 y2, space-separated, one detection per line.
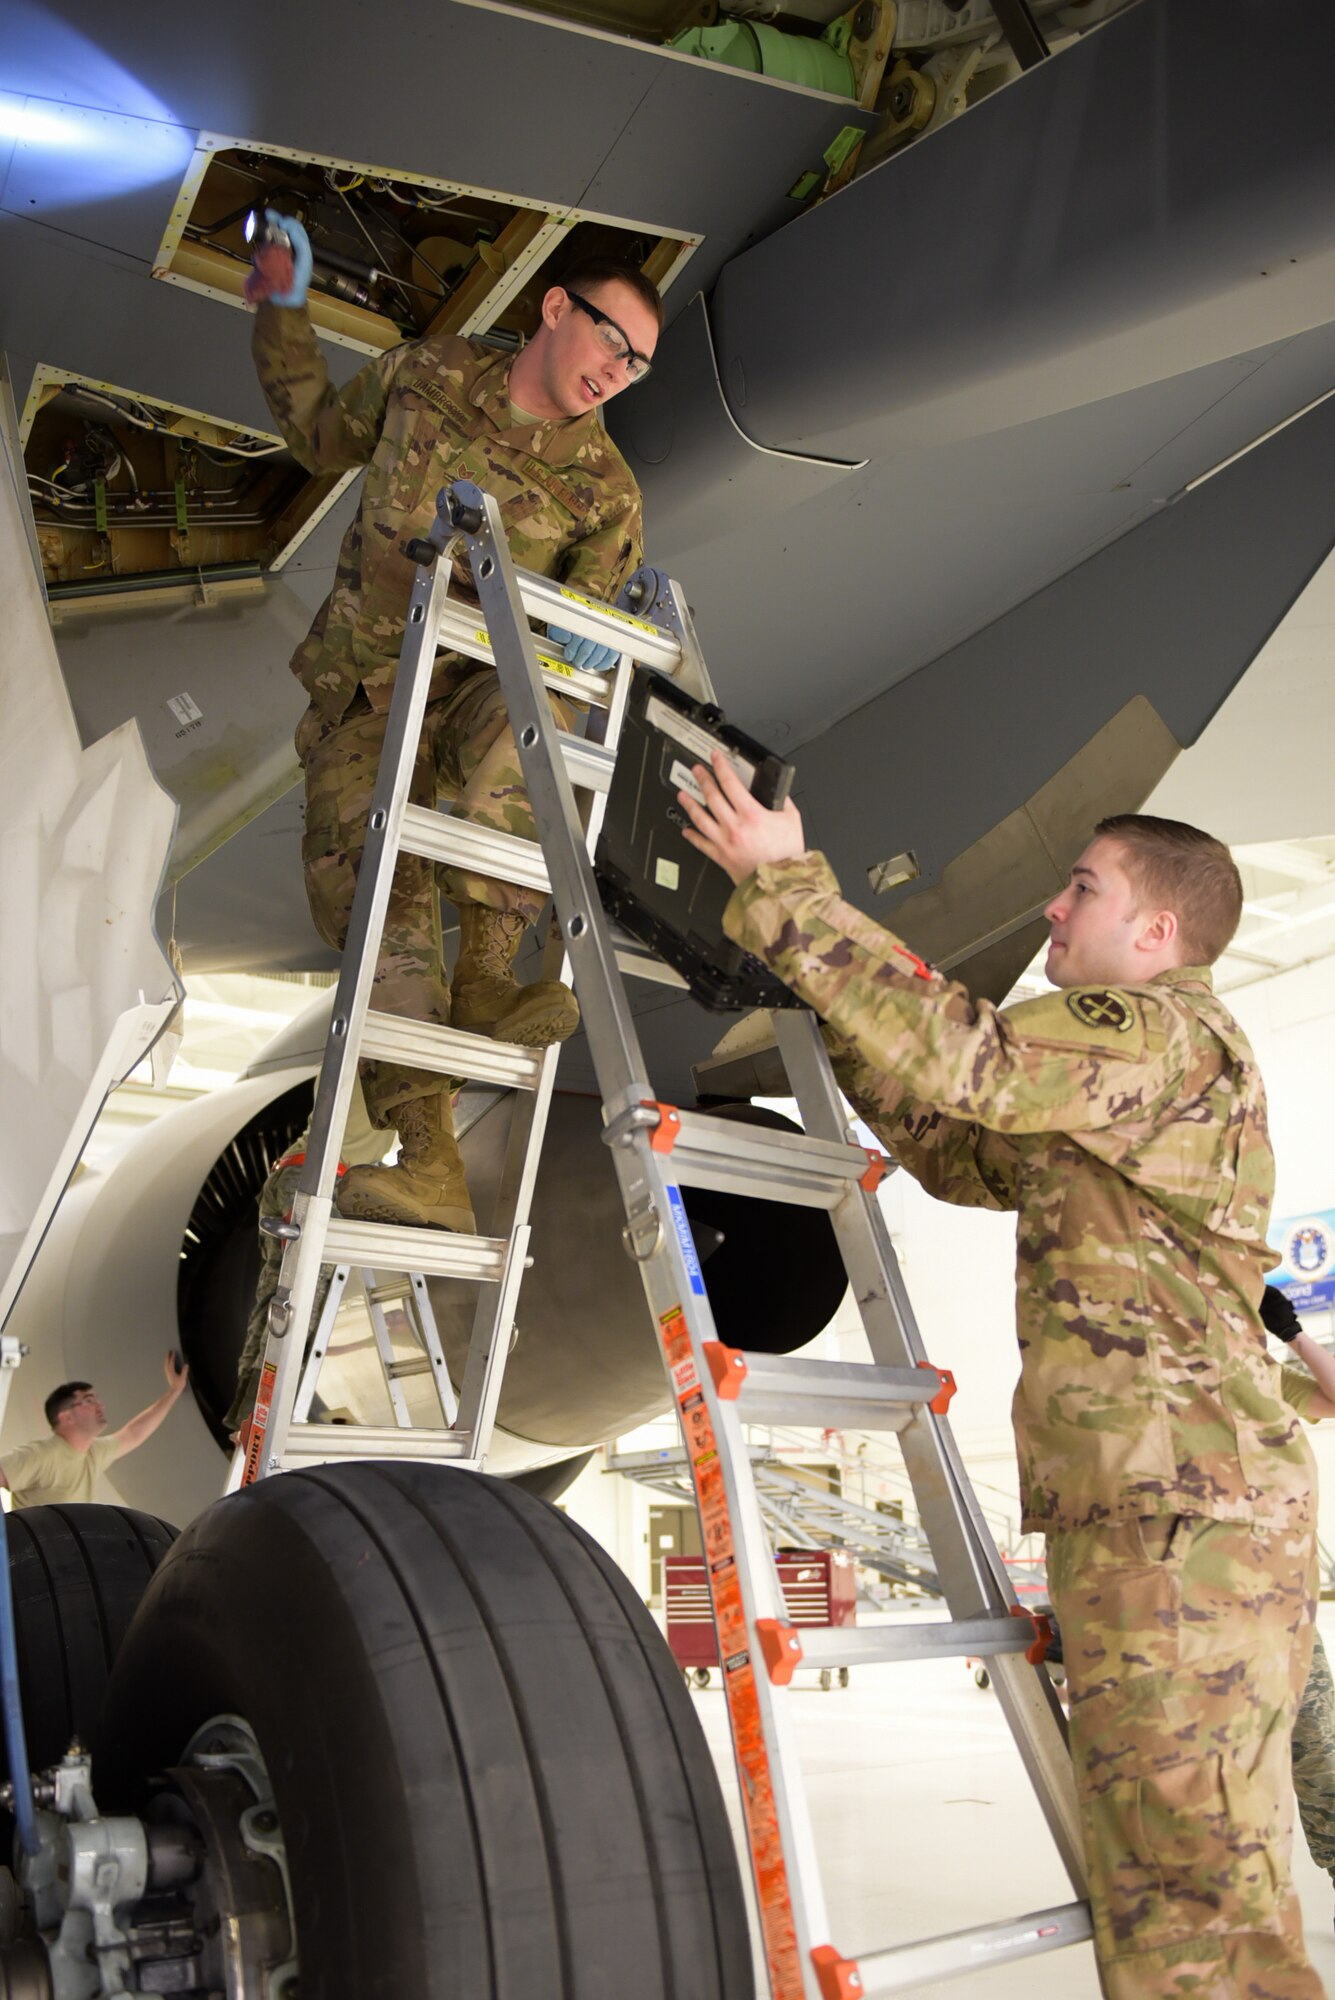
594 670 806 1012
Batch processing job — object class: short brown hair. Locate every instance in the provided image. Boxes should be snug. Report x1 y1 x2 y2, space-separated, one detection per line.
556 255 663 332
1095 813 1242 966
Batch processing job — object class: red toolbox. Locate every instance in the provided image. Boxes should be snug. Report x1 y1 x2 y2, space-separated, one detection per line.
667 1549 857 1688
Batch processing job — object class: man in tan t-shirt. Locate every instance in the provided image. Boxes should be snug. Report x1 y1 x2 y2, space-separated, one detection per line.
0 1353 189 1508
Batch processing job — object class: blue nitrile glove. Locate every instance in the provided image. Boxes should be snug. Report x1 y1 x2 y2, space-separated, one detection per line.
548 624 618 673
259 210 313 308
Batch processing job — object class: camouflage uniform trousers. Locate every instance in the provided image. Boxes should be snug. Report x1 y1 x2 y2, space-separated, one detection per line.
296 669 575 1124
1047 1514 1322 2000
223 1151 334 1436
1292 1625 1335 1877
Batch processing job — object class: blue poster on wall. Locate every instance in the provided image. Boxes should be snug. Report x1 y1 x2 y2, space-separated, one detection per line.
1268 1209 1335 1314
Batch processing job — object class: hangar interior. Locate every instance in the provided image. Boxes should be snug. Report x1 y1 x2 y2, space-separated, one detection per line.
6 0 1335 1995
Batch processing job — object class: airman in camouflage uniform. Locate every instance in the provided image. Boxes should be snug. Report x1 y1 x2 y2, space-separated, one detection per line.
679 766 1321 1997
1275 1358 1335 1891
1292 1626 1335 1885
250 249 658 1229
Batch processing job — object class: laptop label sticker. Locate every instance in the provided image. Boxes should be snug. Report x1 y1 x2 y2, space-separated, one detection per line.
646 694 757 792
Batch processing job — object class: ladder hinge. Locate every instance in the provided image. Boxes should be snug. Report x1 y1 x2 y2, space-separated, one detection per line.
703 1342 747 1400
811 1946 864 1999
1011 1604 1054 1665
755 1618 803 1685
858 1149 889 1192
917 1360 956 1415
259 1217 301 1243
641 1099 682 1154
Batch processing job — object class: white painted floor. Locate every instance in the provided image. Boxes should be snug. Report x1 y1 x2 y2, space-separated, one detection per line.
693 1606 1335 1998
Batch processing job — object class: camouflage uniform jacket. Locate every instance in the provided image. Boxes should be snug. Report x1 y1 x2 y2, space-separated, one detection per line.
252 305 644 720
724 852 1315 1535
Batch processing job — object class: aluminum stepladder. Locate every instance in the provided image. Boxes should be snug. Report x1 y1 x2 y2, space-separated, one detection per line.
238 490 700 1485
243 478 1092 1997
444 483 1092 1997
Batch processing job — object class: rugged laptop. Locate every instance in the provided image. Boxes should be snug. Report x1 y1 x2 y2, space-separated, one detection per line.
594 669 806 1012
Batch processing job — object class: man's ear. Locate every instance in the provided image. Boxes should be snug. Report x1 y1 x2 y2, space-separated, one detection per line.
1135 906 1179 954
539 285 567 334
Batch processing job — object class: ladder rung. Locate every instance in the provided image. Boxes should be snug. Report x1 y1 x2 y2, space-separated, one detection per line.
360 1011 545 1090
648 1109 870 1208
435 600 620 708
386 1356 436 1380
796 1618 1035 1671
400 807 550 893
853 1902 1092 1995
440 561 684 676
277 1423 478 1468
558 735 617 795
399 813 684 987
611 930 689 989
733 1354 939 1430
323 1218 508 1282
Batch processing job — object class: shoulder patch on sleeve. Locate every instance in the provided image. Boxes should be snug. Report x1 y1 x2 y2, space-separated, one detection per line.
1004 986 1149 1057
1066 988 1136 1033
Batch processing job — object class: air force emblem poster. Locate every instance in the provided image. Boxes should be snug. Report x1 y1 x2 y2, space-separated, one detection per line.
1268 1209 1335 1314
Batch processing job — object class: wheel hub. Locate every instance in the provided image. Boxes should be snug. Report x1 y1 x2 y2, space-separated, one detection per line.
0 1719 296 1998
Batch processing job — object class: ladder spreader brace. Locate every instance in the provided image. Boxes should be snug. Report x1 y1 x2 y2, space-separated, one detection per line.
240 477 1092 1998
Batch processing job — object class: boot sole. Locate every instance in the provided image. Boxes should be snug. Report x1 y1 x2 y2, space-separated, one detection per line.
336 1191 477 1233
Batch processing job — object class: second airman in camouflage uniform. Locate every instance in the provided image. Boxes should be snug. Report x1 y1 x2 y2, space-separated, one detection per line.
249 245 659 1230
679 766 1322 1999
1273 1343 1335 1892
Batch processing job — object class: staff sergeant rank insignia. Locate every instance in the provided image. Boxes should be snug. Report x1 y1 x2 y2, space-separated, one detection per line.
1067 988 1135 1033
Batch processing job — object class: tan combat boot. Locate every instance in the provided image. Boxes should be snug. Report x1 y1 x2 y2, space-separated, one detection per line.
451 903 580 1048
336 1090 476 1232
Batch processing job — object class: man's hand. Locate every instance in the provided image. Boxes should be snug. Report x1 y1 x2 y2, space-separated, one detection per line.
547 625 618 674
678 749 806 886
165 1350 190 1395
244 211 313 308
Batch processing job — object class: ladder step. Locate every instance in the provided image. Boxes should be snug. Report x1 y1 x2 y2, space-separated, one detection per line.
435 600 621 709
795 1618 1037 1671
733 1353 942 1430
853 1902 1092 1994
636 1107 871 1208
399 811 684 988
323 1218 508 1282
438 558 684 677
557 735 618 796
360 1010 545 1090
401 807 550 893
365 1282 412 1305
276 1423 478 1469
610 929 689 990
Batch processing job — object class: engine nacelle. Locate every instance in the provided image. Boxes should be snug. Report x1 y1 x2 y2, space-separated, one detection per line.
3 1000 848 1524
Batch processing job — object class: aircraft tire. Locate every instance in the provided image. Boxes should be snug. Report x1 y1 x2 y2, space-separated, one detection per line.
98 1462 754 2000
2 1503 178 1777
